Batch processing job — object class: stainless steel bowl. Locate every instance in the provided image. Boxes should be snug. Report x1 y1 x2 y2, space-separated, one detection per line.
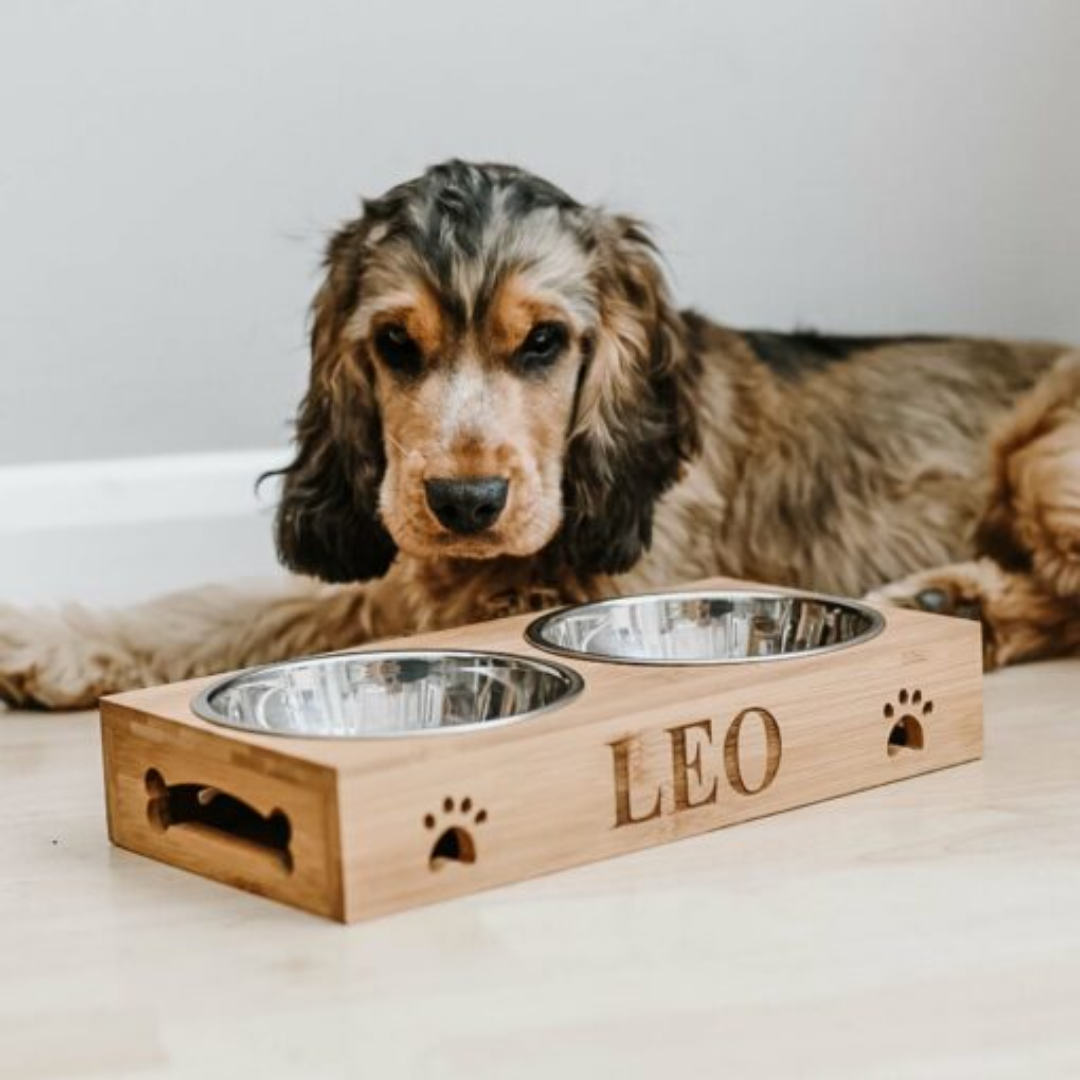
191 650 584 739
525 590 884 665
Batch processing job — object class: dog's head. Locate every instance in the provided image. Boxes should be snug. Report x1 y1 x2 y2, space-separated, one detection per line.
275 160 700 583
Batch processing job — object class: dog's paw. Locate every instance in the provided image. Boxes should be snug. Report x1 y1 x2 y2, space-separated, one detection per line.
478 586 565 622
0 603 129 711
0 606 37 708
867 562 1004 669
867 575 985 622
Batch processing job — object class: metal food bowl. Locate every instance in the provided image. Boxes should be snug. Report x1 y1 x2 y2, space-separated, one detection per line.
525 590 884 665
191 650 584 739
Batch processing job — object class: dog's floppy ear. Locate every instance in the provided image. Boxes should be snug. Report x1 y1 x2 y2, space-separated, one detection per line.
559 215 700 576
273 225 397 582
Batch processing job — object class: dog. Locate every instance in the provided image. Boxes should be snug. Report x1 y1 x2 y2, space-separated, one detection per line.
2 160 1078 710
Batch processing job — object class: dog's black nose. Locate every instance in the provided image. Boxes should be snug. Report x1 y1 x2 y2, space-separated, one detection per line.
424 477 509 535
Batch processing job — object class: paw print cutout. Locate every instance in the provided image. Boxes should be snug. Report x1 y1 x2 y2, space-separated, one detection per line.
424 796 487 870
884 687 932 756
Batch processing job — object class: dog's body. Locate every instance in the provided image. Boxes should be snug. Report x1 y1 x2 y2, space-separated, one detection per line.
3 161 1079 708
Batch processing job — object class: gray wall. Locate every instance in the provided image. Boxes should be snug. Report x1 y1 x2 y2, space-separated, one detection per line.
2 0 1078 465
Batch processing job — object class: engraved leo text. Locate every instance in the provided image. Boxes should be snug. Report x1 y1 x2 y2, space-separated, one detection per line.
610 708 783 828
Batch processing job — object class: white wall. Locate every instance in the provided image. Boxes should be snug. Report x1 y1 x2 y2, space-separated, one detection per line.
2 0 1078 468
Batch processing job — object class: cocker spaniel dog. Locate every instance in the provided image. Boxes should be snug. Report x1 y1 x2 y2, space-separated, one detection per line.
2 160 1079 709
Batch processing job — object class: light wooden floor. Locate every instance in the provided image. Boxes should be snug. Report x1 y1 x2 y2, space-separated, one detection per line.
2 660 1078 1079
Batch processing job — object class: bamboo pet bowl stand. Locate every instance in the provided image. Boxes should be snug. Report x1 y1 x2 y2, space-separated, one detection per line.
100 578 983 922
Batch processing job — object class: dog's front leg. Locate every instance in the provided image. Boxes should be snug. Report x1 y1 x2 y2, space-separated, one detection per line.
0 571 415 711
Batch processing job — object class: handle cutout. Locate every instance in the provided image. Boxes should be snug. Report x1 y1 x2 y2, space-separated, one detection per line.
144 768 293 873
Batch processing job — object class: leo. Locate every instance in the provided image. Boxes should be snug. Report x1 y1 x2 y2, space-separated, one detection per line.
609 707 783 828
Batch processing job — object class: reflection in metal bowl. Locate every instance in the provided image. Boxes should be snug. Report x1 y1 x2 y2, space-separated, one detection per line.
525 590 884 665
191 650 584 739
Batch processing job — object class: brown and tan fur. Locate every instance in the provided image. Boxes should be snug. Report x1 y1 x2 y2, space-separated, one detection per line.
2 160 1078 709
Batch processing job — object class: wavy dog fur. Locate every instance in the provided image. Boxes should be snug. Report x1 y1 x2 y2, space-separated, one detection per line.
2 161 1079 708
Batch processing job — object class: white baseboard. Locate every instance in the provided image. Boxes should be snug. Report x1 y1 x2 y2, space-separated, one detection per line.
0 449 292 605
0 449 290 535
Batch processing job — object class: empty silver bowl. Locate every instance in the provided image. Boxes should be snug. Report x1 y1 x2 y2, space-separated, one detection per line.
525 590 884 665
191 650 583 739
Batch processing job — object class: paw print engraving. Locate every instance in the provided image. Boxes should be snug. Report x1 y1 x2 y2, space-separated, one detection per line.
424 796 488 870
883 687 932 756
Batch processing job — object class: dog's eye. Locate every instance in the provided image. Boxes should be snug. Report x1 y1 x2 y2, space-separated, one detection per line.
515 321 568 372
373 324 423 376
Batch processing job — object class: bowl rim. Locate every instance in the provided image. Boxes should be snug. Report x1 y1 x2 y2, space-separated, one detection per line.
190 648 586 740
523 587 886 666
